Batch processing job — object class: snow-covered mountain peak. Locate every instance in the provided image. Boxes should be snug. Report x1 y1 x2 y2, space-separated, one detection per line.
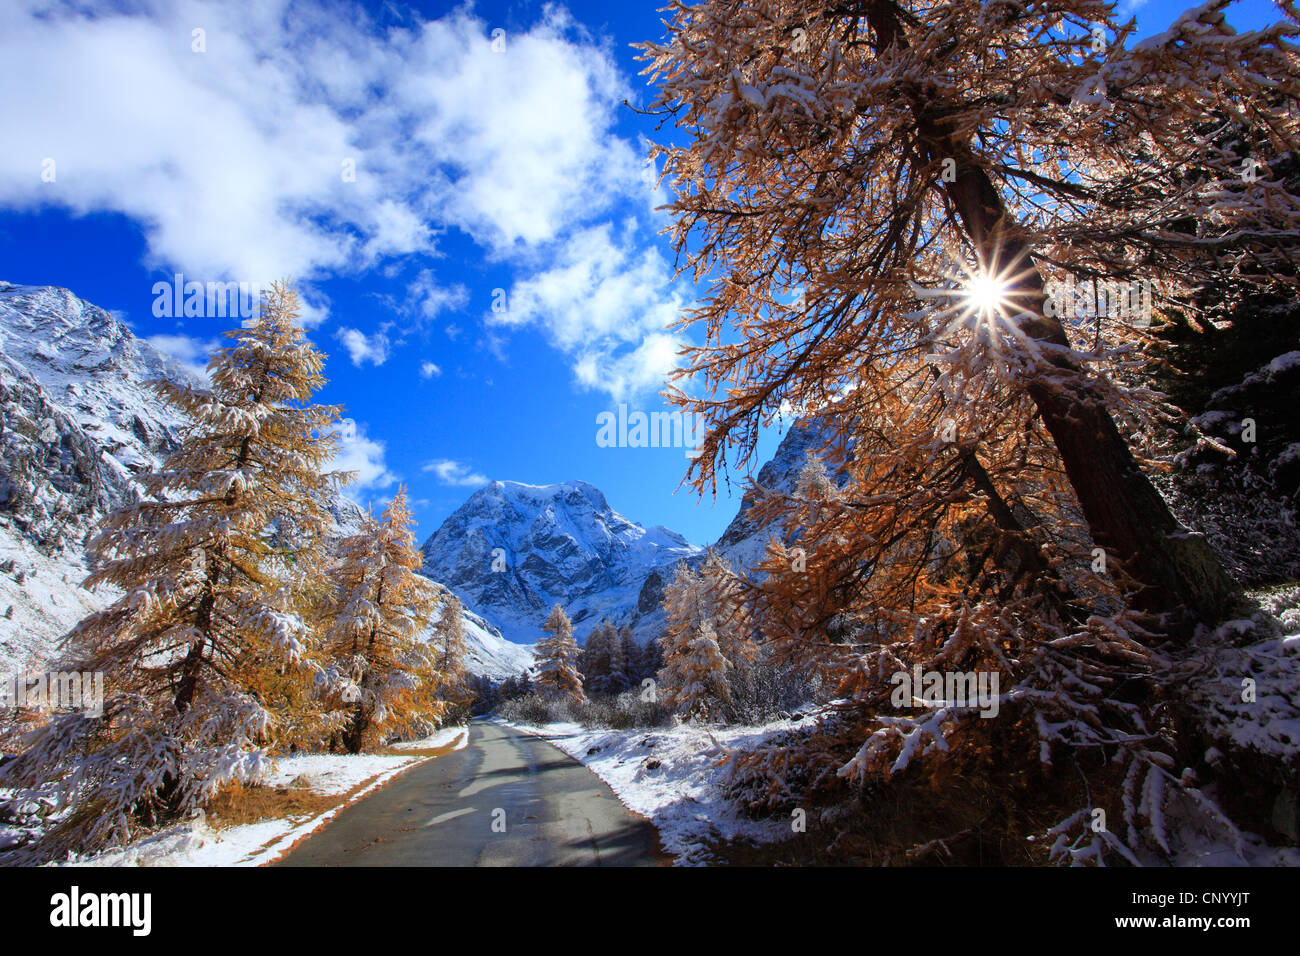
420 477 701 646
0 282 193 386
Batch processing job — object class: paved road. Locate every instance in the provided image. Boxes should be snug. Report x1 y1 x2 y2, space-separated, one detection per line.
275 720 664 866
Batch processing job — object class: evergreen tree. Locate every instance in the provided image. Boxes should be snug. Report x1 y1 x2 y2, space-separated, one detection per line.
0 282 344 857
499 672 533 701
579 620 620 696
638 635 665 689
323 487 442 753
534 604 586 706
615 627 640 693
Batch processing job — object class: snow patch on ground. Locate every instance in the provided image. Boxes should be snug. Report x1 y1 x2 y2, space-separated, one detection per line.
53 726 468 867
498 716 817 865
1190 590 1300 762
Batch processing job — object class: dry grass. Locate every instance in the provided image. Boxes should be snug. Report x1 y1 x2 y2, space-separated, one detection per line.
373 741 460 759
207 739 461 829
207 780 341 828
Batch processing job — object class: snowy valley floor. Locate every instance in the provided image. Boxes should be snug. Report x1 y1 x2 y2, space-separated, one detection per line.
0 725 468 867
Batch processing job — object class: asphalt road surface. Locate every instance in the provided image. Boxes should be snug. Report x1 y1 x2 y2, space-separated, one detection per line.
275 720 665 866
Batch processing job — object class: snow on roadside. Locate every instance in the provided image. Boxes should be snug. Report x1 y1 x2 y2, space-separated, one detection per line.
58 726 469 867
498 716 816 865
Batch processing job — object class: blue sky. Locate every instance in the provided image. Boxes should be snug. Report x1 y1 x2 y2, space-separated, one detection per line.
0 0 1283 547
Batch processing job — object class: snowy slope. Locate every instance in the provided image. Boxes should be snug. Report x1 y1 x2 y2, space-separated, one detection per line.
0 281 521 679
0 282 197 674
420 479 701 647
426 582 534 679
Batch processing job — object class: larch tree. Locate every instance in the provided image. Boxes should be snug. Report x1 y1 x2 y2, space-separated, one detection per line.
535 604 586 706
641 0 1300 629
657 558 753 722
662 619 733 723
699 551 758 673
323 487 443 754
639 1 1300 859
718 387 1173 859
0 282 346 858
434 593 468 676
431 592 471 718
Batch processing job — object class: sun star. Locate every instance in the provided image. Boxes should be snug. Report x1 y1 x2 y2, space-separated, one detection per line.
965 274 1008 316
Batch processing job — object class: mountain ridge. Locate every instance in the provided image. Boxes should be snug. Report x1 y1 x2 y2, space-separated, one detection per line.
419 477 701 647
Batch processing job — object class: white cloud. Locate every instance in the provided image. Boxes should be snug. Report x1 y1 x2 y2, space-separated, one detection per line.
573 331 684 398
422 458 489 487
332 418 396 493
335 326 390 367
490 222 689 398
146 332 220 381
0 1 640 281
419 361 441 379
294 289 332 329
0 0 677 396
407 269 469 322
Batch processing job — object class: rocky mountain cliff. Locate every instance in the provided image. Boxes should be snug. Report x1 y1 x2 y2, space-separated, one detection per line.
713 417 842 568
417 419 848 652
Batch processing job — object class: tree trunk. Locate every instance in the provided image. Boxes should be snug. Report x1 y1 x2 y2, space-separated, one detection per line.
172 605 209 715
159 579 215 816
941 154 1239 626
860 0 1240 629
343 703 369 755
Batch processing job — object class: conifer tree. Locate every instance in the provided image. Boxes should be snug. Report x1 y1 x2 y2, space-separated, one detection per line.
579 620 621 696
657 556 757 721
323 487 442 753
639 0 1300 626
615 627 640 693
638 636 665 689
699 551 758 674
433 592 468 678
535 604 586 706
639 0 1300 861
657 559 752 722
0 281 345 857
661 620 732 723
432 592 471 720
